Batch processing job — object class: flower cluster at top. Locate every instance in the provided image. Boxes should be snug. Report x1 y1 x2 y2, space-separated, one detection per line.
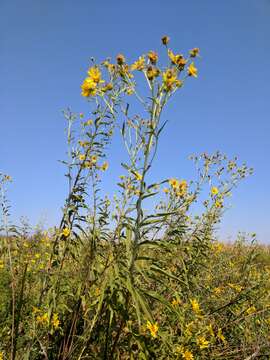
80 36 199 98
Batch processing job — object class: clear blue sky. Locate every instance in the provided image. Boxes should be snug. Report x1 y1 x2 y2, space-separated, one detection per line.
1 0 269 242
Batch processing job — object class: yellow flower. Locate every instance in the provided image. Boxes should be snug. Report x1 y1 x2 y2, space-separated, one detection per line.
79 154 86 161
146 66 160 80
134 171 142 181
95 287 101 296
62 227 70 238
52 313 60 329
148 50 158 64
172 298 181 306
213 287 222 295
131 56 145 71
126 88 134 95
246 306 256 315
81 77 97 97
162 69 182 91
146 320 158 338
0 261 4 269
189 48 200 57
163 188 169 194
188 62 198 77
211 186 219 195
196 335 209 349
91 155 98 163
190 298 201 314
217 328 226 344
161 35 170 45
84 119 93 126
83 161 92 169
0 351 4 360
134 189 141 196
168 50 187 69
32 306 41 314
176 180 188 197
181 350 194 360
207 323 215 337
87 66 103 84
101 161 109 171
215 200 222 208
102 82 113 92
36 313 49 326
169 178 178 189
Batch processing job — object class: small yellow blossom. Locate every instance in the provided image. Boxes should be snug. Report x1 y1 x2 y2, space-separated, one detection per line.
101 161 109 171
52 313 60 329
163 188 169 194
84 119 93 126
87 66 103 84
246 306 256 315
134 171 142 181
32 306 41 314
188 62 198 77
81 77 97 97
146 65 160 81
102 82 113 92
190 298 201 314
169 178 178 189
211 186 219 195
213 287 223 295
91 155 98 163
168 50 187 69
215 200 223 208
131 56 145 71
197 335 209 349
79 154 86 161
83 161 92 169
207 323 215 337
126 88 134 95
172 298 181 306
217 327 226 344
189 48 200 57
146 320 158 338
0 351 4 360
176 180 188 197
36 312 49 326
162 68 182 91
228 283 243 292
181 349 194 360
62 227 70 238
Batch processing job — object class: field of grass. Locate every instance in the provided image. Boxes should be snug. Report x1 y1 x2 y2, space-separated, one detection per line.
1 38 269 359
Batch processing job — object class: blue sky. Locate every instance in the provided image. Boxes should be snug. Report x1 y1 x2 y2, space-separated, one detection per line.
1 0 269 242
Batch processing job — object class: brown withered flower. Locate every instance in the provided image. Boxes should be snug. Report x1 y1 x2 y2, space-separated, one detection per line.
161 36 170 45
116 53 126 65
